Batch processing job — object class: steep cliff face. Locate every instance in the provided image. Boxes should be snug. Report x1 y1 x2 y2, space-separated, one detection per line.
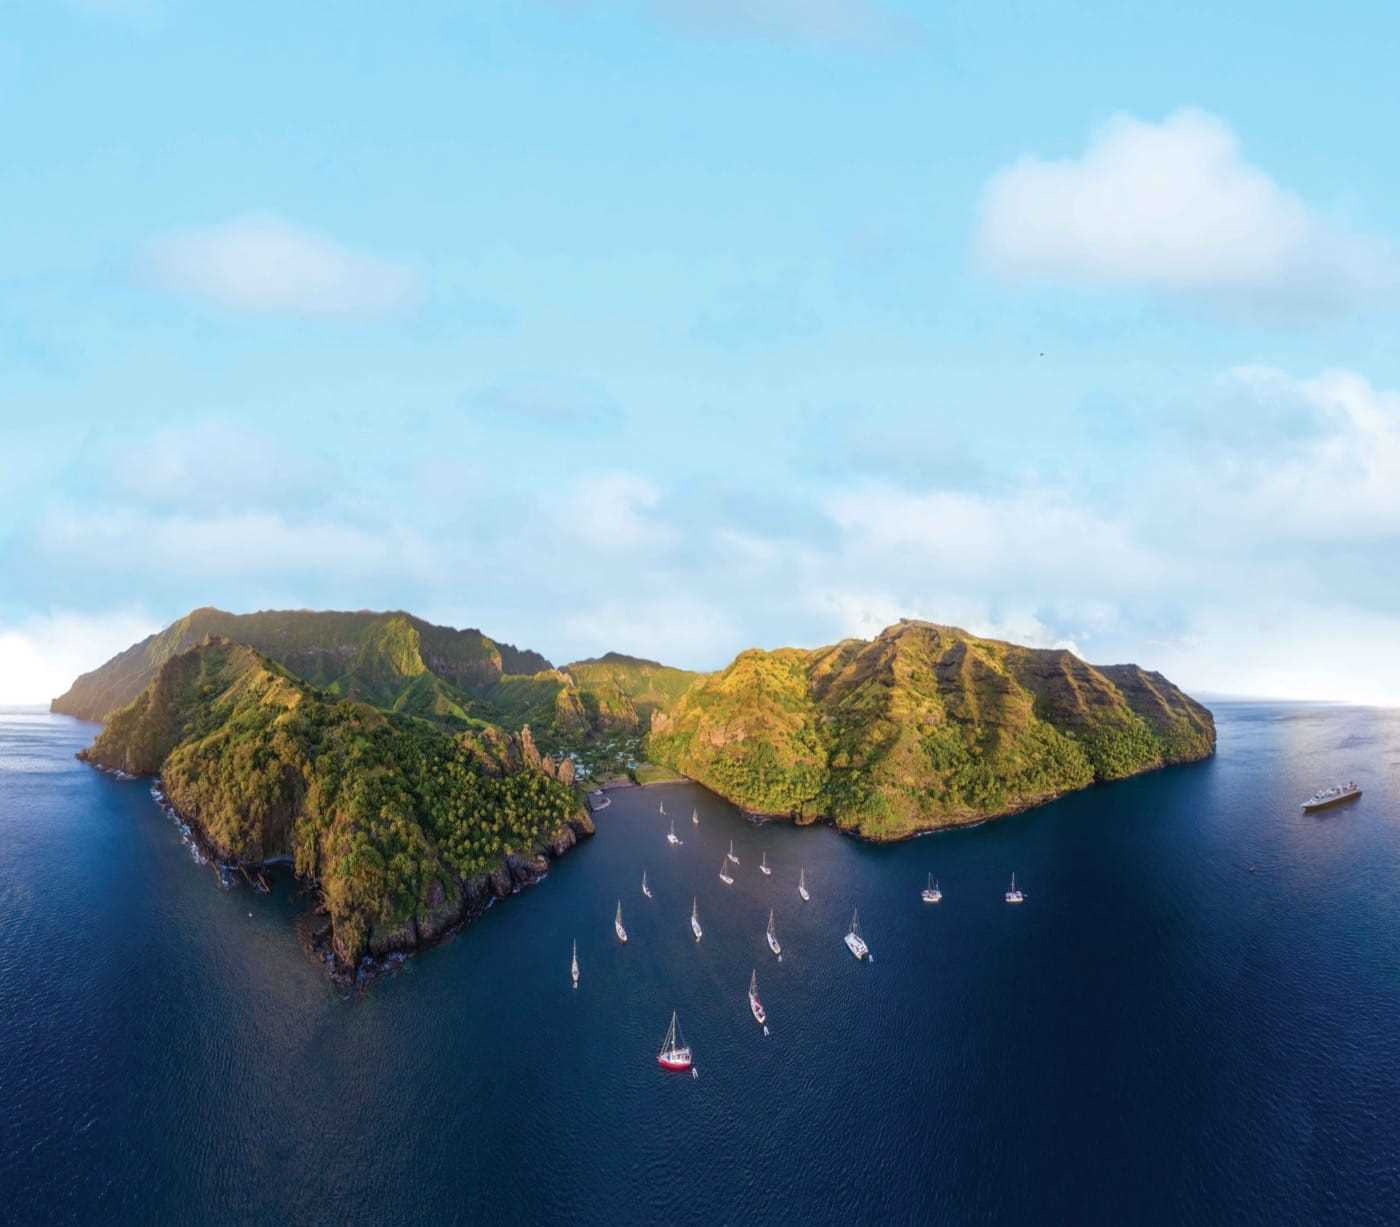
52 607 549 724
80 637 592 968
647 620 1214 839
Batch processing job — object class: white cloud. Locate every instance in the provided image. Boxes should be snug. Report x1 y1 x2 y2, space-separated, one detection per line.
561 473 676 552
978 109 1397 310
0 611 158 705
37 509 439 583
141 213 421 316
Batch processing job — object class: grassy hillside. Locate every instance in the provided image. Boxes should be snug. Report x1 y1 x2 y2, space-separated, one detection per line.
81 637 587 966
51 607 548 724
646 620 1214 839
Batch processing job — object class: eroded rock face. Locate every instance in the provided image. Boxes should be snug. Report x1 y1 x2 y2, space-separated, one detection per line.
546 824 577 857
568 809 597 839
489 864 514 898
416 878 465 943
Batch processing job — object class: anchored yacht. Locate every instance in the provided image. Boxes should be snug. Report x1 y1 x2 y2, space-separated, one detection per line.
666 818 681 846
798 867 810 902
614 900 628 942
726 840 740 866
642 870 652 899
719 857 734 886
571 939 579 988
921 874 942 904
1302 782 1362 812
691 896 703 941
748 969 767 1027
760 851 771 876
844 908 869 960
766 909 781 959
657 1011 692 1072
1005 874 1025 904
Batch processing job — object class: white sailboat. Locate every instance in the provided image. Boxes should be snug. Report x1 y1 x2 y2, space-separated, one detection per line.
642 870 652 899
798 867 810 902
659 801 666 816
766 909 781 960
666 818 681 846
691 896 703 941
921 873 942 904
760 851 771 876
1005 873 1025 904
844 907 869 960
656 1010 693 1072
691 807 699 826
719 857 734 886
748 969 767 1028
726 840 740 866
614 900 628 943
571 939 579 987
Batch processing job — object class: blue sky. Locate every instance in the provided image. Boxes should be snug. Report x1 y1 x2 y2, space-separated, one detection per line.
4 0 1400 703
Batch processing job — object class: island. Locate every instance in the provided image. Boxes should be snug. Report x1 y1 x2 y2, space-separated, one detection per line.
56 607 1214 977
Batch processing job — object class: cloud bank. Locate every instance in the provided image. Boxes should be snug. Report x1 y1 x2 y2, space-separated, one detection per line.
978 109 1397 312
142 214 421 317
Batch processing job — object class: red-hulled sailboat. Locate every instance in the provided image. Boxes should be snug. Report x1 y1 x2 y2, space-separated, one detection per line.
656 1011 693 1072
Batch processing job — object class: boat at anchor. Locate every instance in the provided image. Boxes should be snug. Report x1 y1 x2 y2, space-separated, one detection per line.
921 874 942 904
642 870 651 898
666 818 681 846
1302 782 1362 812
571 939 579 987
691 807 699 826
760 851 771 876
748 969 767 1027
766 909 781 959
726 840 740 866
844 908 869 960
657 1011 693 1072
614 900 628 942
798 867 810 902
691 896 702 941
1005 873 1025 904
719 858 734 886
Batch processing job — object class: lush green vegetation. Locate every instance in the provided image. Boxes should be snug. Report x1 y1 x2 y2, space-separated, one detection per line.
631 762 686 785
82 638 585 965
647 621 1215 839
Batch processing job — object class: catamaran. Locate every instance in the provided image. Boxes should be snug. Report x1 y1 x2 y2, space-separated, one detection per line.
656 1010 693 1072
571 939 579 987
921 873 942 904
642 870 652 898
726 840 740 866
614 900 628 942
798 867 810 902
719 857 734 886
766 909 781 959
760 851 771 876
844 908 869 960
1005 873 1025 904
691 896 703 941
691 807 699 826
666 818 681 846
748 969 767 1027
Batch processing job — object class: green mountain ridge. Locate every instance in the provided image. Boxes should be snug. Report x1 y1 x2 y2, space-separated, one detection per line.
79 636 592 969
645 619 1215 839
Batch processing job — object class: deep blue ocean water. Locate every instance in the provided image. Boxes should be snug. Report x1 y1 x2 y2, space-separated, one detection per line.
2 701 1399 1225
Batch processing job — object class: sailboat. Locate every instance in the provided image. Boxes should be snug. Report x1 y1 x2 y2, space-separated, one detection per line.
719 857 734 886
798 867 810 902
748 969 767 1027
691 896 703 941
571 939 579 987
844 907 869 960
766 909 781 959
1005 873 1025 904
691 807 699 826
921 873 942 904
614 900 628 943
666 818 681 846
656 1010 693 1072
760 851 771 876
659 802 666 816
642 870 652 899
726 840 740 866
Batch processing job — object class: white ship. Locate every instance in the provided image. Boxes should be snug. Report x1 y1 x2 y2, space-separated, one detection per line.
844 908 869 960
748 969 767 1028
719 857 734 886
759 851 771 876
666 818 681 846
571 939 579 987
726 840 740 866
691 896 702 941
766 909 781 959
1302 782 1362 812
614 900 628 942
921 873 942 904
1005 873 1025 904
642 870 652 898
798 867 810 902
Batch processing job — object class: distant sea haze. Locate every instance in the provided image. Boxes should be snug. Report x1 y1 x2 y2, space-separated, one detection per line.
2 702 1398 1224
